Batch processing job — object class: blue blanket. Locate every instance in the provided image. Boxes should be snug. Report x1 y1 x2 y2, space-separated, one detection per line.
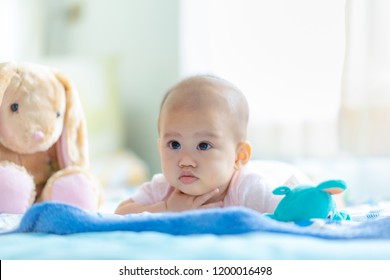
7 202 390 239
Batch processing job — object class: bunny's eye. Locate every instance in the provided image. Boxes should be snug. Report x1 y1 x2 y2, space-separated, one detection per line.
10 103 19 112
56 112 61 118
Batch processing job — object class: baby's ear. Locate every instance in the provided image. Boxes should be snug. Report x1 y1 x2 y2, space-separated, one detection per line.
234 141 252 169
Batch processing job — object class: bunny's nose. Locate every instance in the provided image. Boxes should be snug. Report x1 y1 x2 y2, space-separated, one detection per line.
33 131 45 141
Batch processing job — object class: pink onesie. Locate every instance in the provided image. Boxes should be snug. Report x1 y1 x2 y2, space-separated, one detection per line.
131 164 284 214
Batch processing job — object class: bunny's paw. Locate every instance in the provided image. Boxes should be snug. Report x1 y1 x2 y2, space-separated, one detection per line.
0 163 36 214
41 167 100 211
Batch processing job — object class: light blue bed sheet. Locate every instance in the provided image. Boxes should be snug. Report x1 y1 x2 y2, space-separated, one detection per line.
1 230 390 260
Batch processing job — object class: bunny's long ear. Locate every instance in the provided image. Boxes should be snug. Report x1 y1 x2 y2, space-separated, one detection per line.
0 62 17 105
54 71 89 169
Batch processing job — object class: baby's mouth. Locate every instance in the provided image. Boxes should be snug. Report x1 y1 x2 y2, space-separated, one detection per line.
179 172 198 184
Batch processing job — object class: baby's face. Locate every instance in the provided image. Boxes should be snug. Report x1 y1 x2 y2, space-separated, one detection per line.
158 102 239 198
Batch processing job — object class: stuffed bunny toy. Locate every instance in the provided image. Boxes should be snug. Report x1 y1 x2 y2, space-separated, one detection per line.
0 61 100 214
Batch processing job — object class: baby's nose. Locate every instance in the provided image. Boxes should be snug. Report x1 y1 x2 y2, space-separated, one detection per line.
178 152 196 167
33 130 45 141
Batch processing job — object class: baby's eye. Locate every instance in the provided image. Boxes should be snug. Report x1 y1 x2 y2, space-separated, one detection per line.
197 142 211 151
168 140 181 150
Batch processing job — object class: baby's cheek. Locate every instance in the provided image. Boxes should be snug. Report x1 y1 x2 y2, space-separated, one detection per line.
207 165 229 184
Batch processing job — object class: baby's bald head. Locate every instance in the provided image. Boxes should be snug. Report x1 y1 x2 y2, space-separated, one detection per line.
158 75 249 142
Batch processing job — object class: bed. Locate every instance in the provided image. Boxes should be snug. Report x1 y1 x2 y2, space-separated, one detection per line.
2 58 389 261
1 156 390 260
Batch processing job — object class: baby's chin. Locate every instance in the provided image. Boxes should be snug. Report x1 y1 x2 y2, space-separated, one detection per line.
178 188 205 196
176 184 209 196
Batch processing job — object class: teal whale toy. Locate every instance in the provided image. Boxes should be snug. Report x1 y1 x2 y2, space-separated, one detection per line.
267 179 350 222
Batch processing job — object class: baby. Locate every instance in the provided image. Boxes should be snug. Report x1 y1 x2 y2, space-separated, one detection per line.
115 75 282 214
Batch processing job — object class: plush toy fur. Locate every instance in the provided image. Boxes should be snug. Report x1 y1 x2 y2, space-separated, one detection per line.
0 61 100 214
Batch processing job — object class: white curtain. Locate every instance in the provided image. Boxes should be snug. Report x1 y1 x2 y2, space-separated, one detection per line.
180 0 345 159
0 0 45 61
339 0 390 156
0 0 19 60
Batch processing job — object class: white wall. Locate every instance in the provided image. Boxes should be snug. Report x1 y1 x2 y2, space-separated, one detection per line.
43 0 180 174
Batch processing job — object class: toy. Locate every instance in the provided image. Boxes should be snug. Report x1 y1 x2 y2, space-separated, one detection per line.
0 61 100 214
267 179 350 222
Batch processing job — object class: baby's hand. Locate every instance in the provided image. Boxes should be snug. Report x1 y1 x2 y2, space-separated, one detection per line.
165 188 222 212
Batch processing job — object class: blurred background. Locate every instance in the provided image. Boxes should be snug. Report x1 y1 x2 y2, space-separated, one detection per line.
1 0 390 204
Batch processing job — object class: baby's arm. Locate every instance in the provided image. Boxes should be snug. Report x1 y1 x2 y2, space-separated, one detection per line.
115 188 222 215
115 199 166 214
114 174 169 214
